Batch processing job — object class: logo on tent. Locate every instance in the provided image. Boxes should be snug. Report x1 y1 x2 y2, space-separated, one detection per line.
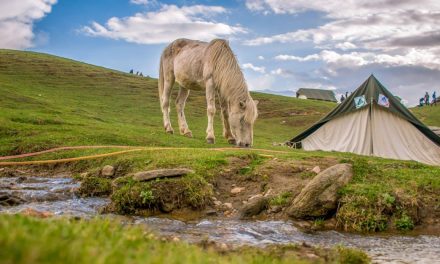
378 94 390 108
354 95 367 109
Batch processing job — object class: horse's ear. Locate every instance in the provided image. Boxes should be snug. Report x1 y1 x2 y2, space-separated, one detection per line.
254 100 259 106
239 100 246 109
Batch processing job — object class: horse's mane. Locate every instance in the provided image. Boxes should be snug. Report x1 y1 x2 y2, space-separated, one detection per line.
205 39 258 122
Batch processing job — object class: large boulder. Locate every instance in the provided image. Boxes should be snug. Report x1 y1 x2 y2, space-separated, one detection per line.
287 163 353 218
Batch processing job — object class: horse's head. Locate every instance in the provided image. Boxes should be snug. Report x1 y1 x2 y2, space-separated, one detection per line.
229 98 258 148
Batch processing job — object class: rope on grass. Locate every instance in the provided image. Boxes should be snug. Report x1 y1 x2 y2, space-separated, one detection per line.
0 146 291 167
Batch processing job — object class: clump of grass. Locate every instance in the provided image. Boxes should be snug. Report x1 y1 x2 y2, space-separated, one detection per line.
238 153 263 175
337 246 370 264
77 177 112 197
270 191 292 206
140 189 155 204
110 174 212 214
395 213 414 230
312 218 325 229
299 171 316 179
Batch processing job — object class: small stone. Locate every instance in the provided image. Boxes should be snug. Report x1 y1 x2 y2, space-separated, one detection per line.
264 189 273 197
268 206 282 214
213 200 222 207
212 197 218 201
306 253 319 260
20 208 53 218
206 209 217 216
172 236 180 242
231 187 245 194
240 196 269 218
101 165 115 177
248 194 263 201
219 243 228 250
223 202 233 210
312 166 321 174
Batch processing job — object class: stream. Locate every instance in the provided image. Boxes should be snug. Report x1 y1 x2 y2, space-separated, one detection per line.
0 176 439 264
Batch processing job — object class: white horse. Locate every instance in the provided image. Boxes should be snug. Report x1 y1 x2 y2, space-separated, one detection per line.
158 38 258 147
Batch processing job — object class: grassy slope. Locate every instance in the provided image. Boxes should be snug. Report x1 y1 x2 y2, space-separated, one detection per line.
0 49 335 155
411 105 440 127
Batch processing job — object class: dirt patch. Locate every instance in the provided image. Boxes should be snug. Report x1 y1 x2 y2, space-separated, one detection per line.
208 155 339 219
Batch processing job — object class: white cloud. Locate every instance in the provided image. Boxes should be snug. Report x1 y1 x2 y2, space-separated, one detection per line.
278 49 440 71
242 63 266 73
0 0 57 49
270 68 293 77
275 54 320 62
82 4 246 44
130 0 151 5
244 1 440 71
246 74 276 91
258 55 264 60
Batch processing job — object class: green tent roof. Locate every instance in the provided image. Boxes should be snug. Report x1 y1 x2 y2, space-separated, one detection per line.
290 75 440 146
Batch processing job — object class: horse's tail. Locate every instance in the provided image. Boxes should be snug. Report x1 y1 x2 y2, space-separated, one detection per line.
158 54 164 108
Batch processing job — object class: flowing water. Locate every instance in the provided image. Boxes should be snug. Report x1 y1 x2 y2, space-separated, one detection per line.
1 176 439 264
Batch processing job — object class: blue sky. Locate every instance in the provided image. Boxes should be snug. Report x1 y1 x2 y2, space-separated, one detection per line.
1 0 440 106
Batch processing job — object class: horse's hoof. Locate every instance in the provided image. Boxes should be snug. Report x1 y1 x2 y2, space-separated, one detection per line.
184 131 193 138
206 138 215 144
166 129 174 134
227 138 236 145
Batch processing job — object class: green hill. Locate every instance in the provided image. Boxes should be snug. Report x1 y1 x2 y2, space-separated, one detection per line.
411 105 440 128
0 49 336 155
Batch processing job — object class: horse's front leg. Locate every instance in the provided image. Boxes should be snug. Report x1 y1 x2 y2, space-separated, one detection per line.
205 79 216 144
175 86 192 137
218 94 236 145
161 76 174 134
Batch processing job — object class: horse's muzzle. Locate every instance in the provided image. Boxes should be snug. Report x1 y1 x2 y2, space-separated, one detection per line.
237 142 251 148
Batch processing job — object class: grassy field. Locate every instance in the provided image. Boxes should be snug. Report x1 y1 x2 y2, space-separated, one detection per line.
0 49 439 263
0 49 336 155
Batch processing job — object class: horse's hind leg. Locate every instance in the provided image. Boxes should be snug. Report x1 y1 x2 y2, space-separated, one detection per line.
175 86 192 137
205 78 216 144
218 93 236 145
161 73 174 134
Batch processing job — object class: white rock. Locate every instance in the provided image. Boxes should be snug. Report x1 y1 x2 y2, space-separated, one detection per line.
213 200 222 207
223 202 233 210
230 187 245 194
312 166 321 174
248 194 263 201
264 189 273 197
101 165 115 177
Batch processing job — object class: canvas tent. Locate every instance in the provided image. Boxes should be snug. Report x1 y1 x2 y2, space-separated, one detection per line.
289 75 440 166
296 88 337 102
